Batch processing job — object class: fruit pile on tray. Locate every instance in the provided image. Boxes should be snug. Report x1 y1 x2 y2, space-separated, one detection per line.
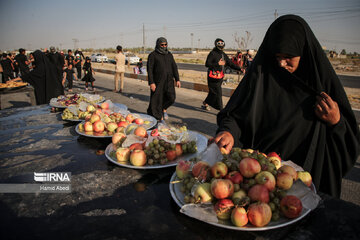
175 148 313 228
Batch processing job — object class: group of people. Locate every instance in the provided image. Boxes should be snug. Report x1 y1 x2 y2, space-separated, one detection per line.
1 15 358 198
1 47 97 104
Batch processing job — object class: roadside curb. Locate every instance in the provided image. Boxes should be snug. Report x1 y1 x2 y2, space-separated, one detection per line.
93 68 236 97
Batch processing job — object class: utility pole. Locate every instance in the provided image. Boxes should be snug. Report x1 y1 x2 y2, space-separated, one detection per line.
163 25 167 38
190 33 194 51
198 38 200 52
142 23 145 54
274 9 278 20
72 38 79 50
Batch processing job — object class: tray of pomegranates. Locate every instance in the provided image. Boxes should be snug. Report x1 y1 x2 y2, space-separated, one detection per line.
104 130 208 169
75 113 157 138
169 147 319 231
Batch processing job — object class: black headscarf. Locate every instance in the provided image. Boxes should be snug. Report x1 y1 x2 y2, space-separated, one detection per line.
217 15 359 197
155 37 168 55
22 50 64 104
214 38 225 51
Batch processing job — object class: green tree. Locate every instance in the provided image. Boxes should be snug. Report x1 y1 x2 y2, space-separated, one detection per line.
340 49 346 55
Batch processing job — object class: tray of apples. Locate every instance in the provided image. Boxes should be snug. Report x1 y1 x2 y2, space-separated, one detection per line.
75 105 157 138
104 125 208 169
50 93 105 108
169 145 319 231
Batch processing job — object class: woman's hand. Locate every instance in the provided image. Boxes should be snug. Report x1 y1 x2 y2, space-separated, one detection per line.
150 83 156 92
213 131 234 153
176 81 181 88
314 92 340 126
218 59 225 66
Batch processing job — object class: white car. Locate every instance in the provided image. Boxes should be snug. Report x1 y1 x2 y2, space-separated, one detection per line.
125 53 140 65
91 53 108 63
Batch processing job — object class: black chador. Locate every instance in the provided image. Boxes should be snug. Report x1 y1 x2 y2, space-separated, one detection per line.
147 37 180 120
204 38 241 110
217 15 359 197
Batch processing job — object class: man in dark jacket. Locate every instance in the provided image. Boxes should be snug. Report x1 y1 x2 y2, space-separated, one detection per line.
147 37 181 121
1 53 14 82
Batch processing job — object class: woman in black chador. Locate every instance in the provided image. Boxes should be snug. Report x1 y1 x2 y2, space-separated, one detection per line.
213 15 359 197
202 38 241 111
147 37 181 121
82 57 96 91
12 50 64 104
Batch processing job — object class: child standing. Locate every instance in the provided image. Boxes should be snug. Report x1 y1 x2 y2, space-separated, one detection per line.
82 57 95 91
63 64 77 92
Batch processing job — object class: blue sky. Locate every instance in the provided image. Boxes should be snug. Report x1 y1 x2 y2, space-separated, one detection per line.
0 0 359 53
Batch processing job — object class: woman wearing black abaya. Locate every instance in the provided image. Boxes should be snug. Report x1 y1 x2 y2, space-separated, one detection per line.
12 50 64 104
202 38 241 111
213 15 359 197
147 37 181 121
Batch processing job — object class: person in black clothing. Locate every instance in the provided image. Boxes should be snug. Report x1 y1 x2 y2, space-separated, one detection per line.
15 48 30 77
46 46 64 85
147 37 181 121
0 53 14 82
202 38 241 111
11 50 64 104
137 58 143 74
63 64 77 92
74 49 85 79
82 57 96 91
213 15 359 198
65 49 74 67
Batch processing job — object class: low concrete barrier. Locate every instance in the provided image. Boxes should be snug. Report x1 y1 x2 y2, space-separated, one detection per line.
93 68 236 97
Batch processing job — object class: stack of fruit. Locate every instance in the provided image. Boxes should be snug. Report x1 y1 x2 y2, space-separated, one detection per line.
109 126 198 167
175 148 313 228
77 103 150 136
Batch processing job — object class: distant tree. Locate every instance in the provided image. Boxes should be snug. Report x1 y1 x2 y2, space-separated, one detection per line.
233 31 253 50
340 49 347 55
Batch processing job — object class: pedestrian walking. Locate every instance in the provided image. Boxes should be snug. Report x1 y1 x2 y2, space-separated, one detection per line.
114 45 126 93
82 57 96 91
147 37 181 121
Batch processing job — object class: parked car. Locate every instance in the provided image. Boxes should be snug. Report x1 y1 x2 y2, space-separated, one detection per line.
125 53 140 65
91 53 108 63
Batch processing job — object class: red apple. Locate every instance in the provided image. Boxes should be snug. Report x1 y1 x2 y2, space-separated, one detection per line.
130 149 147 166
112 132 126 146
276 172 293 190
93 120 105 133
225 171 243 184
90 114 101 123
211 162 228 179
150 128 159 136
239 158 261 178
214 199 234 220
117 121 129 128
247 202 272 227
134 126 147 138
267 152 282 170
231 207 248 227
248 184 269 203
192 161 210 182
176 160 191 179
280 195 303 219
166 150 177 161
175 144 183 157
106 122 118 132
125 114 135 123
116 147 130 162
134 118 144 125
297 171 312 187
129 143 144 151
278 165 298 181
84 121 93 132
95 109 102 115
194 183 213 203
211 179 234 199
100 102 109 110
255 171 276 192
